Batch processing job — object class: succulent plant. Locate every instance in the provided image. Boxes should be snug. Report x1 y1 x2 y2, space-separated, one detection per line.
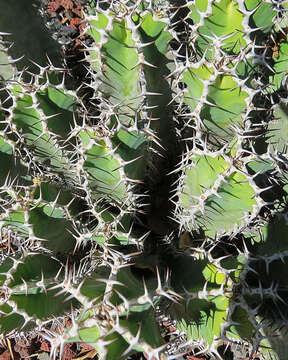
1 0 288 359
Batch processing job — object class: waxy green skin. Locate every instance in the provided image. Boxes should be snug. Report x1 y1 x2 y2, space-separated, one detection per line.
0 0 288 359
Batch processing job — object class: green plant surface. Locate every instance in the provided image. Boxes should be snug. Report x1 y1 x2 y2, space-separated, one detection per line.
0 1 288 359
